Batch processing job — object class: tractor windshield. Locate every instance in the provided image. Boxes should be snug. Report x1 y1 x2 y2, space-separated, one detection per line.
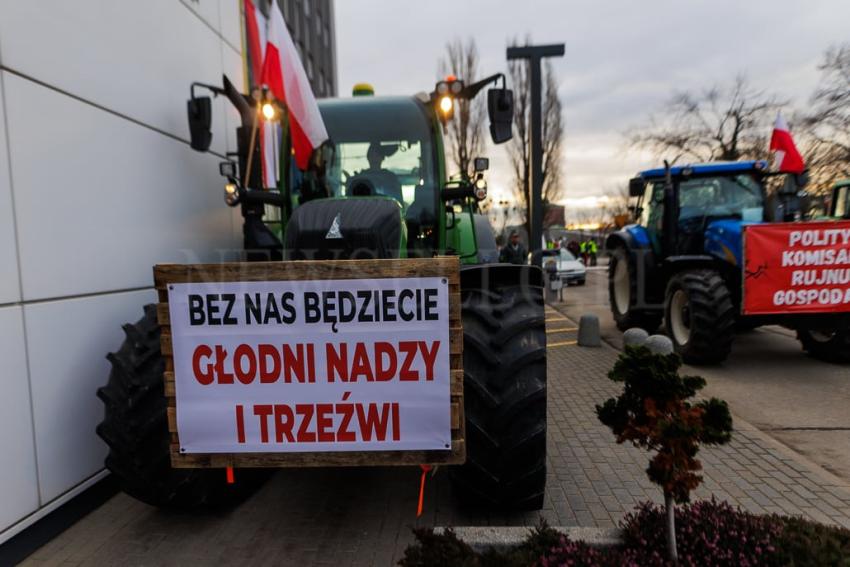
318 96 439 254
678 174 764 223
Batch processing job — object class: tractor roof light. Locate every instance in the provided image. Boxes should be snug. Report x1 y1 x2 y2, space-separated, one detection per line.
352 82 375 96
433 77 465 121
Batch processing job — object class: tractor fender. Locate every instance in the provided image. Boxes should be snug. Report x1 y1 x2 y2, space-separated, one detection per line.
662 254 724 273
460 263 543 293
605 225 653 258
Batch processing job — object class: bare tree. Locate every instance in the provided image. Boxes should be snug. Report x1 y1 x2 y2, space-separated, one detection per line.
630 75 782 164
801 44 850 192
599 184 633 227
439 39 486 177
506 39 565 236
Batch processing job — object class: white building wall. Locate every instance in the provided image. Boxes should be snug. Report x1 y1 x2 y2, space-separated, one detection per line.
0 0 244 541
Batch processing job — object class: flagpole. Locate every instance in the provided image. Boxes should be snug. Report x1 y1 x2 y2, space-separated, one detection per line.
244 101 262 190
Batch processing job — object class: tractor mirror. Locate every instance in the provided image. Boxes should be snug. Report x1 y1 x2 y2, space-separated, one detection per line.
628 177 645 197
487 88 514 144
473 157 489 172
187 96 213 152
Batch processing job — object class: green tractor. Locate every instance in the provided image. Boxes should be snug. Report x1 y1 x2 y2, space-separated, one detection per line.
96 75 548 510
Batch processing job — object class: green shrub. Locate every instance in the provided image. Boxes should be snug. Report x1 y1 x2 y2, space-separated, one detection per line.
398 501 850 567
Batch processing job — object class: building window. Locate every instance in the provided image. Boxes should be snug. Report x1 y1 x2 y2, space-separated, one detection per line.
306 57 313 79
323 26 329 47
303 0 310 16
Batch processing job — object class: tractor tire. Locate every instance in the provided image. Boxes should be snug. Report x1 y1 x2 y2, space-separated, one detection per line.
608 248 662 333
664 270 735 364
450 283 547 510
797 329 850 363
97 304 266 509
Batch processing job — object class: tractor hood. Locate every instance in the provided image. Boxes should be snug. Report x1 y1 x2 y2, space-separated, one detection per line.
704 218 753 266
285 197 406 260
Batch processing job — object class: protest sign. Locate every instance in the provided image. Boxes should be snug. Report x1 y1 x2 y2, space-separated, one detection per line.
154 259 464 468
743 221 850 315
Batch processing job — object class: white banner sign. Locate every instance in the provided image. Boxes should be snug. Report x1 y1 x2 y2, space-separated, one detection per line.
167 277 451 454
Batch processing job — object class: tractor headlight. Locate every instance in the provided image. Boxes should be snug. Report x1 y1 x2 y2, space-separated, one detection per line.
439 96 453 114
224 182 240 206
261 102 276 121
473 177 488 200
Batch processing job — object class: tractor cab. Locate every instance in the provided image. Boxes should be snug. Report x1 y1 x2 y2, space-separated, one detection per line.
627 160 769 263
317 96 442 258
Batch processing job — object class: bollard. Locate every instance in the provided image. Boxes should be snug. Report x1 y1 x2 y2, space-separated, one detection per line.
545 263 561 303
623 327 649 347
577 314 601 347
645 334 674 355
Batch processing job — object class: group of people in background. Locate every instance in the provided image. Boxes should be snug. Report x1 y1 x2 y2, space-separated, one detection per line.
561 238 598 266
499 230 599 266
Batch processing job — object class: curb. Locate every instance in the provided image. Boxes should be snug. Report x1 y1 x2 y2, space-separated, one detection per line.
433 526 622 553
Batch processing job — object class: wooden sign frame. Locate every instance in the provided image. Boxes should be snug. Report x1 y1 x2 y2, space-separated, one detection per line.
153 257 464 468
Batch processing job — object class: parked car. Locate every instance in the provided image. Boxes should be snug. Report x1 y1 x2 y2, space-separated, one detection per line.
539 249 586 285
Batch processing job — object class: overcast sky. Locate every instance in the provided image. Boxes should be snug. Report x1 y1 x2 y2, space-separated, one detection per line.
335 0 850 209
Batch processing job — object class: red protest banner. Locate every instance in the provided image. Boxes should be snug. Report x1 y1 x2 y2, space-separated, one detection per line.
743 221 850 315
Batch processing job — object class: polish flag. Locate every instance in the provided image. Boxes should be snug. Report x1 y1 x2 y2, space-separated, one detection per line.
261 2 328 170
770 112 805 174
243 0 277 187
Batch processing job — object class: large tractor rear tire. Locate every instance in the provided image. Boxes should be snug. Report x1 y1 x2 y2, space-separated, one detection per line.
664 270 735 364
450 283 547 510
797 328 850 363
97 304 266 509
608 248 662 333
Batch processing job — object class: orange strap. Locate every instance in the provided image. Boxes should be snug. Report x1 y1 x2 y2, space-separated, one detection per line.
416 465 432 517
226 467 235 484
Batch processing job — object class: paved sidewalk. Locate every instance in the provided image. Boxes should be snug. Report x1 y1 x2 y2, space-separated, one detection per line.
544 305 850 529
21 306 850 566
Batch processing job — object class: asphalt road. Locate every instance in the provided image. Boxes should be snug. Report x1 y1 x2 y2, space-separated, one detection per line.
554 260 850 483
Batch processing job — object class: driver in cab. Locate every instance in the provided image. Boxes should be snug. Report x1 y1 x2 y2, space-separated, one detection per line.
351 142 403 202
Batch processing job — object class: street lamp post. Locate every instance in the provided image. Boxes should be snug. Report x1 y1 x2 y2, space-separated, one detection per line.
506 43 564 264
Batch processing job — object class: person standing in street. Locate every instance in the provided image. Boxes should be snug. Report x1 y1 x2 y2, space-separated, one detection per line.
588 238 598 266
500 231 527 264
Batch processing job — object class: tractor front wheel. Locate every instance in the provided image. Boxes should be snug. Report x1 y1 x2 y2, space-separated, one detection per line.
797 328 850 363
97 304 266 509
664 270 735 364
608 249 662 333
450 282 547 510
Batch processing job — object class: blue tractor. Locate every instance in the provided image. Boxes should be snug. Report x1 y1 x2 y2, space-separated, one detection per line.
606 160 850 364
